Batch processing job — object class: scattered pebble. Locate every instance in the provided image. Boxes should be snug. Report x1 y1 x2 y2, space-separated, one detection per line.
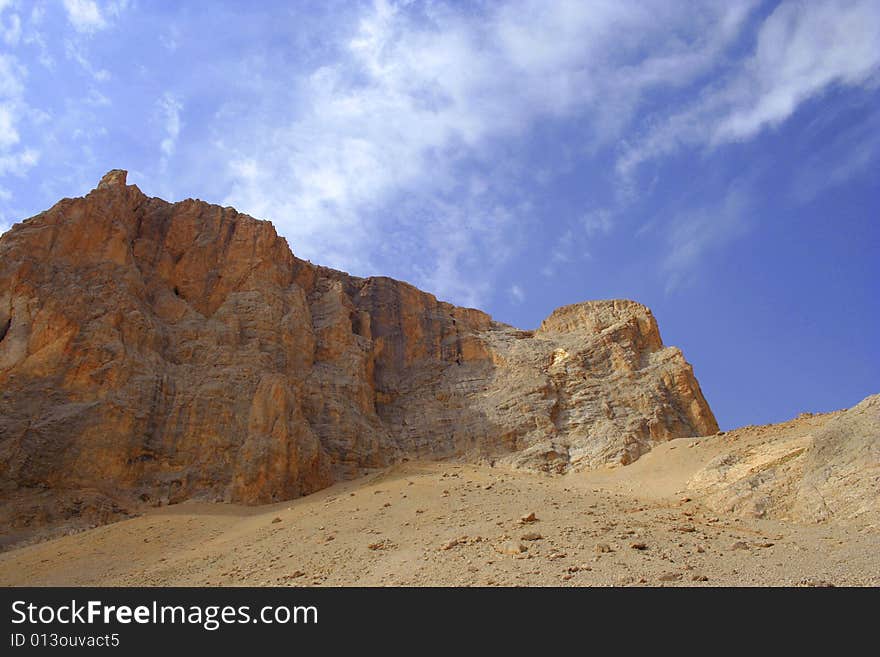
439 538 464 551
495 541 527 555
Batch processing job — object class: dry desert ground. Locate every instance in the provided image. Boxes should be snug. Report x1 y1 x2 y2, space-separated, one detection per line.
2 411 877 587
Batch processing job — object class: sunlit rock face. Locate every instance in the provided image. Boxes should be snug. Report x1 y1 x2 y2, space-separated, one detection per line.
0 171 717 539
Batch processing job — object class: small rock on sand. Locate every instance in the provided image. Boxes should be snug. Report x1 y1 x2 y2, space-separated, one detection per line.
496 541 527 555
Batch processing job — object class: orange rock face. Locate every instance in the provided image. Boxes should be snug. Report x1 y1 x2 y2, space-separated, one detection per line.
0 171 717 543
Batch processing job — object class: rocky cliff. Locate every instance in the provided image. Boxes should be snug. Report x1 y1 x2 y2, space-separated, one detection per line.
0 170 717 543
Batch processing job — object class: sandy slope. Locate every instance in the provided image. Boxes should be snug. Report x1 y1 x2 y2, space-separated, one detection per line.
1 408 877 586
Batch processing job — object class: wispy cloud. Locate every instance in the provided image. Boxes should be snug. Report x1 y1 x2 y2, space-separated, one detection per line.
0 147 38 176
64 38 110 80
0 49 38 178
662 185 751 292
583 209 614 238
790 108 880 204
2 8 20 45
597 0 880 290
157 92 182 170
61 0 130 79
617 0 880 178
217 0 756 305
541 229 575 278
2 0 877 308
62 0 107 33
714 0 880 142
509 284 525 304
0 0 133 228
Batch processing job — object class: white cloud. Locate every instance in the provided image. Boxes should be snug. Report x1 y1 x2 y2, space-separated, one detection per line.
62 0 107 33
606 0 880 291
58 0 130 83
21 5 54 70
157 92 182 166
423 200 518 306
218 0 755 306
583 209 614 237
0 103 19 148
790 109 880 203
714 0 880 143
104 0 129 20
8 0 867 306
0 54 24 99
662 186 750 292
0 0 130 235
542 229 576 278
0 147 38 175
509 284 525 304
64 39 110 80
618 0 880 177
2 10 20 46
0 51 37 181
159 24 180 52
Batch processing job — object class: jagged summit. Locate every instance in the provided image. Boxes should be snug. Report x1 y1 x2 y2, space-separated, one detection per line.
96 168 129 190
0 172 717 545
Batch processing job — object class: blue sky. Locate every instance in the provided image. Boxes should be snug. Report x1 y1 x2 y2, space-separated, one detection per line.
0 0 877 429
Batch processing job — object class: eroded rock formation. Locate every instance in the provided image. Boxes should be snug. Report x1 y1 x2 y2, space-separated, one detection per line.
0 170 717 543
688 394 879 523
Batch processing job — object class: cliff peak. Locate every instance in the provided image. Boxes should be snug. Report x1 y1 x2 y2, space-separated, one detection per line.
0 177 718 545
96 168 128 190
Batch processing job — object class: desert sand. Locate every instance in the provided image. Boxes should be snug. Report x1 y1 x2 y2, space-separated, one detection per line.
2 409 876 587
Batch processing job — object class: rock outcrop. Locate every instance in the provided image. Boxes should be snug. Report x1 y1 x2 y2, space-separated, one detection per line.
0 170 717 545
688 394 879 523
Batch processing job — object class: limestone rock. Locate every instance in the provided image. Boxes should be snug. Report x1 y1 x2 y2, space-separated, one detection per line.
0 170 718 545
687 394 879 523
495 541 527 555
